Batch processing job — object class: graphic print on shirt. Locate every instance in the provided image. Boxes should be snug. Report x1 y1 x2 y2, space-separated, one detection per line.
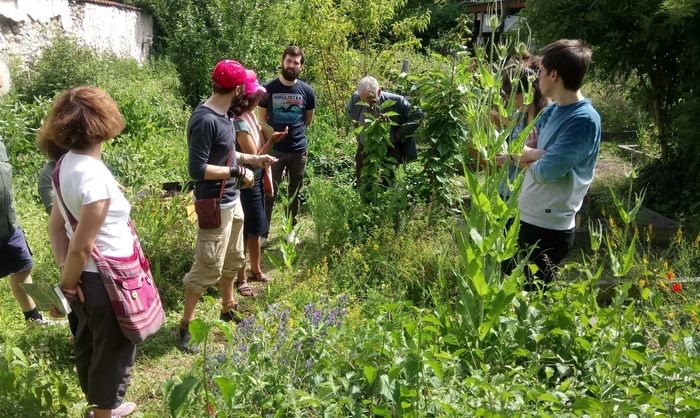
271 93 304 125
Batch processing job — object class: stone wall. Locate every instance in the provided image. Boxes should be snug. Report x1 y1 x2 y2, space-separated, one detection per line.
0 0 153 63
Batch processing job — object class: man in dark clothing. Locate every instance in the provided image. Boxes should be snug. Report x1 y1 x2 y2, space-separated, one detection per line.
258 46 316 244
346 76 422 189
179 59 277 351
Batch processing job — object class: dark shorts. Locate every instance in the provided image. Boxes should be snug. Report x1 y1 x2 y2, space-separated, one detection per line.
0 228 34 278
240 177 269 239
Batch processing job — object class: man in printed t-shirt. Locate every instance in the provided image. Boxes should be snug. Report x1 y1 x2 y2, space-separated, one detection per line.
258 45 316 244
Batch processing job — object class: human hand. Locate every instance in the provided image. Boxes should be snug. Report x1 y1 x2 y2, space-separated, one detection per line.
50 306 64 318
495 154 509 166
239 167 254 188
60 281 85 304
271 126 289 143
252 154 278 168
519 145 546 168
525 127 539 148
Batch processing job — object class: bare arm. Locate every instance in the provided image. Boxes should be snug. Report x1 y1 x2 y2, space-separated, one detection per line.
48 199 69 270
259 126 288 155
238 152 277 168
511 145 546 169
203 164 233 180
304 109 315 127
257 107 269 124
56 199 110 290
237 131 257 155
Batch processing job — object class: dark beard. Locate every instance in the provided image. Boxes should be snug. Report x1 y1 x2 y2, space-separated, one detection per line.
282 67 299 81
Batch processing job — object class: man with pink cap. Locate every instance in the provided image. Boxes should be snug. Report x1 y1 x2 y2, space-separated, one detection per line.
179 59 277 352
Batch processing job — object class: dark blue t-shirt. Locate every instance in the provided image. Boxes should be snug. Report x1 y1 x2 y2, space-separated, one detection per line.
259 78 316 152
187 104 240 204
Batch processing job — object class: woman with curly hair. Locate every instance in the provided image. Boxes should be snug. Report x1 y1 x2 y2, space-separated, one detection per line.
39 86 138 418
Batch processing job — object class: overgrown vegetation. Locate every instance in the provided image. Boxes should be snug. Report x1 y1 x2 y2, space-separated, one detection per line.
0 2 698 417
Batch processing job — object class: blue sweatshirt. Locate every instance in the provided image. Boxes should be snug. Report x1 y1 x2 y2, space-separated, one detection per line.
518 99 601 230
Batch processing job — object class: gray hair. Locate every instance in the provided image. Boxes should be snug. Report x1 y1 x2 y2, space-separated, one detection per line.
356 76 379 95
0 60 10 97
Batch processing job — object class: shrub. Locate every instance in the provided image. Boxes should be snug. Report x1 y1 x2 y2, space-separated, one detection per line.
3 36 190 191
130 191 197 308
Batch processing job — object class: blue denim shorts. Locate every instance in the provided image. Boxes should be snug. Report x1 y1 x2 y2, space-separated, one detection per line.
0 228 34 278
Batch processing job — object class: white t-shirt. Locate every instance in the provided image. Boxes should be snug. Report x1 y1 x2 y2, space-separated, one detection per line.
56 151 133 272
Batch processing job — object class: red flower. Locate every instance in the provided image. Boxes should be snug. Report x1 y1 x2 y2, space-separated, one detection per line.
671 282 682 293
666 271 675 280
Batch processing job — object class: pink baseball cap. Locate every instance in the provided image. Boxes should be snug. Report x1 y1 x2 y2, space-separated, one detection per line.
244 70 266 95
212 60 247 88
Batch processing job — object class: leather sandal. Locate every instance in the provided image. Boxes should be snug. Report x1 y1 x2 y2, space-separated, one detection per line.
236 281 255 297
249 271 270 283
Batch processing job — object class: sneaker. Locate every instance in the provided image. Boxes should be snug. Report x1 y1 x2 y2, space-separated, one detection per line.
112 401 136 417
85 401 137 418
178 327 196 353
26 316 57 327
285 230 300 245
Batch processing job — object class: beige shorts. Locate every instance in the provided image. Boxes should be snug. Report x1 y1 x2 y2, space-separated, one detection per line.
183 200 245 294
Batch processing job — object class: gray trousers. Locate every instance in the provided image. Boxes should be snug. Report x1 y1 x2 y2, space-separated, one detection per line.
265 149 308 228
72 272 137 409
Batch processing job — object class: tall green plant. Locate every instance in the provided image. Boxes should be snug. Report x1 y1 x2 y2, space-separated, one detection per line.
356 100 400 203
428 29 532 366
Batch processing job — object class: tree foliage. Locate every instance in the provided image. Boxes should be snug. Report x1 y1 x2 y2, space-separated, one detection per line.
131 0 433 113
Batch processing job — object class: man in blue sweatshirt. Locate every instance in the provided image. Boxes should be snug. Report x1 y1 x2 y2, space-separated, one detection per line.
514 39 601 290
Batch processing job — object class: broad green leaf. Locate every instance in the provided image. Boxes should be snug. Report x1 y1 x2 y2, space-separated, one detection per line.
403 353 421 380
478 290 515 340
538 393 559 403
11 347 27 367
363 365 377 385
572 397 603 412
371 406 392 417
623 349 647 365
168 375 199 417
378 375 393 402
575 337 592 352
683 336 699 355
426 359 444 379
188 318 210 344
214 321 234 343
214 376 235 405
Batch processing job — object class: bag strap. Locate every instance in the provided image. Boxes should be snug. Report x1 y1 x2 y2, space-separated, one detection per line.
217 126 235 199
52 155 141 260
52 156 78 229
219 138 236 200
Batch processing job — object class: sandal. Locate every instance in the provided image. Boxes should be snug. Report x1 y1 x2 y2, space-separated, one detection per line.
236 281 255 297
249 271 270 283
220 300 242 323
